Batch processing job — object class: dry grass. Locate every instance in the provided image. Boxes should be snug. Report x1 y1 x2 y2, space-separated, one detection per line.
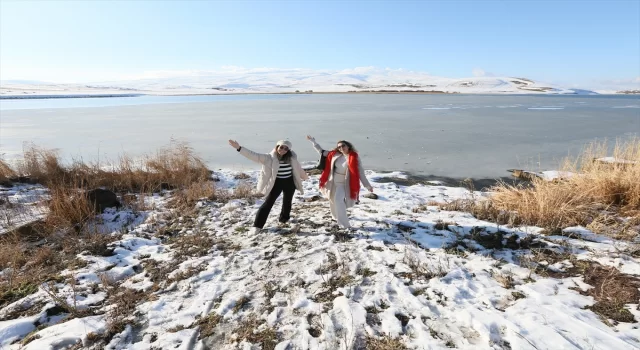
0 226 120 309
0 231 65 308
9 140 211 193
0 141 219 341
68 232 118 257
169 180 216 210
313 252 356 303
586 214 640 240
142 240 217 291
169 229 217 260
2 140 214 236
0 141 216 309
230 182 257 199
520 248 640 324
208 182 260 204
168 264 206 284
0 300 47 322
95 283 148 343
581 265 640 324
193 312 223 339
142 259 177 290
490 180 594 233
400 249 450 283
489 138 640 238
0 158 17 185
364 334 409 350
232 295 251 313
45 185 96 233
15 144 66 185
41 277 94 319
233 315 279 350
491 270 516 289
356 266 377 277
436 180 521 227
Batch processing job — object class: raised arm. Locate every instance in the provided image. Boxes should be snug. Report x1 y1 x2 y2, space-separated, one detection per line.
306 135 329 156
228 139 269 164
357 157 373 192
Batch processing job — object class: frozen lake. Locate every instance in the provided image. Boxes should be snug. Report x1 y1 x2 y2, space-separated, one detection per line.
1 93 638 179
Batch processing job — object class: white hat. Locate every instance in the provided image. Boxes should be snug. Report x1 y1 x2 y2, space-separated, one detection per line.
276 140 292 149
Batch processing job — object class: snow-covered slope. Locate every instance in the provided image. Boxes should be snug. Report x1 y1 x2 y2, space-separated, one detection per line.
0 67 597 98
1 171 638 349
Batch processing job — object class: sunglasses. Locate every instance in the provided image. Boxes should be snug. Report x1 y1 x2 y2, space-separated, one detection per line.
337 144 347 149
279 145 289 151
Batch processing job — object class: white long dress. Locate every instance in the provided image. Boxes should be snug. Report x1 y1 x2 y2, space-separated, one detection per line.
309 139 373 228
330 154 350 228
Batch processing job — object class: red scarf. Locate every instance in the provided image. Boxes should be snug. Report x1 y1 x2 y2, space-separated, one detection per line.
319 150 360 200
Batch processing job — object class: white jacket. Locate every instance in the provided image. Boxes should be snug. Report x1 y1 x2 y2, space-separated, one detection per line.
310 140 371 208
238 147 308 196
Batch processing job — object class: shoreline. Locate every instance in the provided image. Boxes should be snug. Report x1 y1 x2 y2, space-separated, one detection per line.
370 172 527 190
1 90 626 100
0 93 145 100
303 167 525 190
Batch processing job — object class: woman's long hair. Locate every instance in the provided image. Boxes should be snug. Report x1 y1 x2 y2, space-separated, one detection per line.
333 140 357 153
274 144 292 163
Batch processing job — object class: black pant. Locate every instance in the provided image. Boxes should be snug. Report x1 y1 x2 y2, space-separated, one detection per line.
254 177 295 229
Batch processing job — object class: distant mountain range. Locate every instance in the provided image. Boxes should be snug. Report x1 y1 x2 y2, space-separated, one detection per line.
2 67 631 97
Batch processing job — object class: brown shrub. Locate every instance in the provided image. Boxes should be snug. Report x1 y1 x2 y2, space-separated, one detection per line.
231 182 257 199
490 181 593 232
13 140 211 194
0 158 16 185
488 138 640 237
212 182 259 204
46 185 96 233
169 180 216 210
4 139 212 256
16 143 66 185
0 232 61 308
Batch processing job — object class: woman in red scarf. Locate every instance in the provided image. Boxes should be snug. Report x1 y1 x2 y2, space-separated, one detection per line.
307 135 374 229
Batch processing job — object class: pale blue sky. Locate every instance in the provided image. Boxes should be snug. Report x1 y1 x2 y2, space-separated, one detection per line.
1 0 638 89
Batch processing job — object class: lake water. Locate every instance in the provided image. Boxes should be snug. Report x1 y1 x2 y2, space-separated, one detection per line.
1 93 638 179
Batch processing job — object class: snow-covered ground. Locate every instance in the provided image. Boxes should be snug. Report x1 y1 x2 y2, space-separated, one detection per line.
0 184 48 235
0 67 604 98
1 170 639 349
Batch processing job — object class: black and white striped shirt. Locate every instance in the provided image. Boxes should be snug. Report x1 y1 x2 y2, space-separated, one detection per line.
277 161 292 178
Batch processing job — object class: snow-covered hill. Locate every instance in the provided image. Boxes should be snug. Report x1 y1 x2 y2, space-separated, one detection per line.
0 67 598 98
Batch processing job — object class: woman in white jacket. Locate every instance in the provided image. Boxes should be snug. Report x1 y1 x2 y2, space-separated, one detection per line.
306 135 374 229
228 139 308 233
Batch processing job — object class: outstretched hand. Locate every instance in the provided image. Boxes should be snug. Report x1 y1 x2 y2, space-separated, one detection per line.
228 139 240 149
366 186 374 193
306 135 315 142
